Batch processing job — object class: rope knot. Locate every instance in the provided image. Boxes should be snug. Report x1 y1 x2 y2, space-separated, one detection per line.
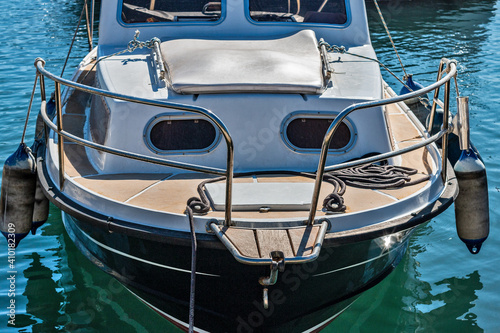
322 193 346 213
187 197 210 214
126 30 160 53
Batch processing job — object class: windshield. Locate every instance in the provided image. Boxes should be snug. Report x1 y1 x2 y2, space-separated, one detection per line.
249 0 347 24
121 0 222 23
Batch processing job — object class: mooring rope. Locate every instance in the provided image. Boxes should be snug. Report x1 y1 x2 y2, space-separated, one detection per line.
320 174 347 212
187 176 226 214
372 0 408 79
61 0 88 77
185 205 198 333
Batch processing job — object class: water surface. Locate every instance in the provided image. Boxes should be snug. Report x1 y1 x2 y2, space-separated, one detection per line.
0 0 499 331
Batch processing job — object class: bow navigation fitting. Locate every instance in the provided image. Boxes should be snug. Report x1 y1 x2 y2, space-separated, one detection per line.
259 251 285 310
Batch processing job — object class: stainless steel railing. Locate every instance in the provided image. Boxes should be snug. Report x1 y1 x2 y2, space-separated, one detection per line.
307 58 457 224
35 57 457 228
35 58 235 225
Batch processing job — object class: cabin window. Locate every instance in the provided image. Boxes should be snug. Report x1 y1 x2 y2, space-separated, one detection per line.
283 115 355 152
145 116 220 154
121 0 222 23
248 0 347 24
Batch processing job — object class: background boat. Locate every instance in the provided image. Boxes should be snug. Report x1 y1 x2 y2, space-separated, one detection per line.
0 0 498 331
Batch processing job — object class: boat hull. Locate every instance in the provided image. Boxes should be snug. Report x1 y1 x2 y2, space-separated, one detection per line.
62 212 411 332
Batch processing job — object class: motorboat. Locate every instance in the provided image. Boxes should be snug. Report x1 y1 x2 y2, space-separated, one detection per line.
1 0 490 331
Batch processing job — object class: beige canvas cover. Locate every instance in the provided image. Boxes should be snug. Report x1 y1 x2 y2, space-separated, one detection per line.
160 30 324 94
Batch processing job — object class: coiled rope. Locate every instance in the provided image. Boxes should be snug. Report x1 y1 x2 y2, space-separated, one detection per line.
329 164 430 189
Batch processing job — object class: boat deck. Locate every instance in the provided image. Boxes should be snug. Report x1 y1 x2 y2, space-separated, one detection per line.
59 66 433 220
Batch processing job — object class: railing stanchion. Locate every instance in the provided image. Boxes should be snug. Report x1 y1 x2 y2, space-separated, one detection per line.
427 60 445 133
55 82 65 190
307 115 347 225
36 59 49 141
39 74 46 102
441 79 451 181
224 143 234 226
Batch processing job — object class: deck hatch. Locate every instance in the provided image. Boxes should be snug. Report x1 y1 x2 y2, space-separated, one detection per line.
205 182 314 211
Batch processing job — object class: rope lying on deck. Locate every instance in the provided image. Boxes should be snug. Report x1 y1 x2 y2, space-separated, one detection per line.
187 176 225 214
329 164 430 189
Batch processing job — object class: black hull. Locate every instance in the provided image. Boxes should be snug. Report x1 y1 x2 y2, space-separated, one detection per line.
36 151 458 332
63 212 410 332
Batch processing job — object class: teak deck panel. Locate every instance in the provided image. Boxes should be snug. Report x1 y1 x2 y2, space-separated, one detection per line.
222 225 321 259
223 227 260 258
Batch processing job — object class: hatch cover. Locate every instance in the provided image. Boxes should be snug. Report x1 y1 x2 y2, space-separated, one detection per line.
205 182 314 211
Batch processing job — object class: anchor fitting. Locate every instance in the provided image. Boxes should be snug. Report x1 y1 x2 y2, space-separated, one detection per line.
258 251 285 310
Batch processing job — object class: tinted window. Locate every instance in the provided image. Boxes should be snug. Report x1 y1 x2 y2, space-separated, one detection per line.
286 117 352 150
121 0 221 23
149 119 217 152
249 0 347 24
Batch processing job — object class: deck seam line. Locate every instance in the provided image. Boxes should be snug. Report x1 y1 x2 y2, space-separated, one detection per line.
372 189 399 201
123 174 175 203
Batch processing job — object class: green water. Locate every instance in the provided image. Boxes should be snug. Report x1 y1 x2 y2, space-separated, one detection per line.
0 0 499 331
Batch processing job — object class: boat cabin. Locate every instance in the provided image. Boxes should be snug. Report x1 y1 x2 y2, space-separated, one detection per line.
92 0 390 174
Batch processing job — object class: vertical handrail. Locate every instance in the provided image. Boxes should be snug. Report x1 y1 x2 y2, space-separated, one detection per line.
38 61 48 141
307 114 346 225
426 60 446 133
54 82 65 190
39 72 46 102
224 139 234 226
441 79 451 181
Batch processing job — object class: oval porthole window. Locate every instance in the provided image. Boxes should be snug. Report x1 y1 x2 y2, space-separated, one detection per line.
284 116 355 152
146 117 219 153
